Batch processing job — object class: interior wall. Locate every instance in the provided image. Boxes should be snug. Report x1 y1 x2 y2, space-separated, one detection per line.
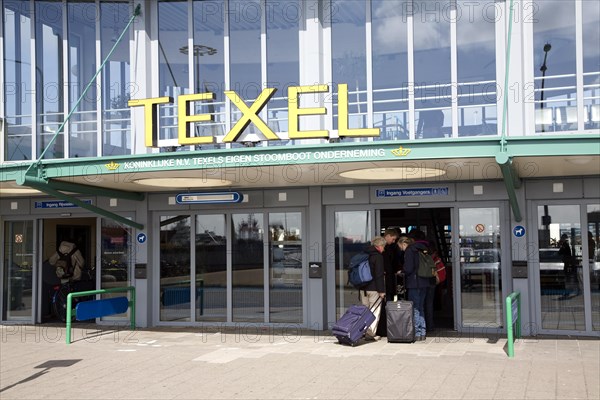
42 218 97 268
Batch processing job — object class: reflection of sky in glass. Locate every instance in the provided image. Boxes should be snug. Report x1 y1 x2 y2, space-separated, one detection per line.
533 1 576 78
582 2 600 76
335 211 370 242
457 0 495 83
413 0 451 85
332 0 366 91
194 0 225 103
230 0 261 100
372 0 408 93
36 1 63 114
3 4 32 117
158 1 188 95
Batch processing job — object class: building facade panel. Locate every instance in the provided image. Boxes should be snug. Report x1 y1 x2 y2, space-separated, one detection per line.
1 0 599 337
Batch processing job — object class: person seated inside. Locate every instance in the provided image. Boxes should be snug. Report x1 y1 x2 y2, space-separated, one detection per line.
417 109 445 139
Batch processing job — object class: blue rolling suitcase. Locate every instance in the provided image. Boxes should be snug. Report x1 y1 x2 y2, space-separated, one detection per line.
332 299 381 346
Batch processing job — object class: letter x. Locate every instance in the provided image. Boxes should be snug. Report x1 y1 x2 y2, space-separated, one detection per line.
223 88 279 142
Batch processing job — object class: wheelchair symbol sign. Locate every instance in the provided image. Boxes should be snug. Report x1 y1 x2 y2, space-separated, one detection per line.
513 226 526 238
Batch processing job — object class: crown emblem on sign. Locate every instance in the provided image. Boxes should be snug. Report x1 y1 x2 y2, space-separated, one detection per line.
105 161 120 171
391 146 411 157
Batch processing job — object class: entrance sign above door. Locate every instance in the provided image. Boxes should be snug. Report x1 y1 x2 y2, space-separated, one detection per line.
175 192 243 204
375 187 449 197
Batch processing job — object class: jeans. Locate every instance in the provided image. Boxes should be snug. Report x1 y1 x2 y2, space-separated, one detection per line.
424 285 436 331
408 287 427 337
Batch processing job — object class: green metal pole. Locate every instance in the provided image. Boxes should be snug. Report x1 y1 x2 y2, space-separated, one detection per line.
66 293 74 345
506 295 514 358
516 293 521 339
130 287 136 331
500 0 516 152
65 286 136 344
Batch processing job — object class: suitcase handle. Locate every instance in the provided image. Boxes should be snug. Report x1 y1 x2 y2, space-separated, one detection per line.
369 296 383 312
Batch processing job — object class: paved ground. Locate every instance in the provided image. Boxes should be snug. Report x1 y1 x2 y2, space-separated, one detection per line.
0 324 598 400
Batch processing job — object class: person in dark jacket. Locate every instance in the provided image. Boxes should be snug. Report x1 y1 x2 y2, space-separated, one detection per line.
397 236 429 341
409 229 437 333
360 236 386 341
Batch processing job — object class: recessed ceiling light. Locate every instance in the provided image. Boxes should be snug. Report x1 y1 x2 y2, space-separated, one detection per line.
339 167 446 180
0 187 43 195
132 178 232 188
565 157 592 165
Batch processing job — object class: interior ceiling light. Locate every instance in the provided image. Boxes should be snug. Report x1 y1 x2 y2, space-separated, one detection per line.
565 156 593 165
339 167 446 180
132 177 232 188
0 187 43 195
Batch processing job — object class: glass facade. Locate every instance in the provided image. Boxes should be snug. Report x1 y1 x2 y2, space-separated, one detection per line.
459 208 502 328
334 210 371 319
537 205 584 331
2 0 599 160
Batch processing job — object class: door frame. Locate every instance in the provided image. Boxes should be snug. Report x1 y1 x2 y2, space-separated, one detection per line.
453 201 512 334
0 217 38 324
528 199 596 336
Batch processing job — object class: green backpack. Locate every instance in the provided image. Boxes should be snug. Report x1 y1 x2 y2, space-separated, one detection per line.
417 249 436 279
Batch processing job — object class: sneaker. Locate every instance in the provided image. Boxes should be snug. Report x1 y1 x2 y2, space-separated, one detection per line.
415 335 426 342
365 335 381 341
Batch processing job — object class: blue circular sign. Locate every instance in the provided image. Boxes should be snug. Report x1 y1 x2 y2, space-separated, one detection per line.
513 225 526 238
137 233 147 244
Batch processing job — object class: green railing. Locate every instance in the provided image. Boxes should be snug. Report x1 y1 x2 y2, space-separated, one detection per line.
506 291 521 358
66 286 136 344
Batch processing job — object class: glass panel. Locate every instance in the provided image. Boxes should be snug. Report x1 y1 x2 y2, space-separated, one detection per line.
3 1 33 160
372 0 409 140
537 205 584 330
587 205 600 331
193 0 226 149
582 2 600 131
101 1 131 156
100 219 130 319
332 0 367 132
229 0 262 142
414 0 451 139
457 0 497 137
266 0 300 139
36 0 65 159
68 0 97 157
459 208 502 327
159 215 191 322
195 214 227 322
232 213 264 322
158 0 189 142
533 1 577 133
269 212 302 323
3 221 34 321
334 211 371 320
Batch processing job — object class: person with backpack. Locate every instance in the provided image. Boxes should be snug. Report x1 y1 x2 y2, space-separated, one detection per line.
397 236 429 341
359 236 386 341
48 241 85 281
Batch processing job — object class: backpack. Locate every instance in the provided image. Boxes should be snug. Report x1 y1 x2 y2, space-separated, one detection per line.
417 249 436 279
433 254 446 284
347 252 373 289
54 247 78 279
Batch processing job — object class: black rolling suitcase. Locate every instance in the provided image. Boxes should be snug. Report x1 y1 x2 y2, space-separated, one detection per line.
386 300 415 343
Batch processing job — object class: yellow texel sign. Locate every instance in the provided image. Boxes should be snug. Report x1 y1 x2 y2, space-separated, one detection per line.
128 83 380 147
